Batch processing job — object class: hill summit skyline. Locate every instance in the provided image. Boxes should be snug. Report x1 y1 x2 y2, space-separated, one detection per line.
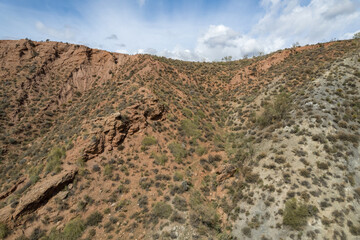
1 0 360 61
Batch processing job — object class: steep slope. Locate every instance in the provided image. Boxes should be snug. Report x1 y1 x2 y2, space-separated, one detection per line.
0 38 359 240
230 52 360 239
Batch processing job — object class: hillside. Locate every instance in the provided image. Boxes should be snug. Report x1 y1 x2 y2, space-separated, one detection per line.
0 38 359 240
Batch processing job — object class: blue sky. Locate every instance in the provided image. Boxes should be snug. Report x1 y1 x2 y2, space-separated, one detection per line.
1 0 359 61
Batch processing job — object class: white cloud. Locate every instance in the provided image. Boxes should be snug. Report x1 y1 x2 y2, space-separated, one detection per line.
1 0 360 61
253 0 360 44
342 29 360 39
191 0 360 61
322 0 357 19
35 21 75 40
193 25 257 61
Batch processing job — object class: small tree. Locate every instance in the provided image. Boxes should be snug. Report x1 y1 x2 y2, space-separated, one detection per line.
292 42 300 48
221 56 232 62
353 32 360 39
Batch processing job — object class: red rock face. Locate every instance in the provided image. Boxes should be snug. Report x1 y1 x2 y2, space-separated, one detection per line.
83 99 167 159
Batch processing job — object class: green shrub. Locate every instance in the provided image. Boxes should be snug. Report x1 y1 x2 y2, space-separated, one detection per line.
152 202 172 219
195 145 207 156
172 195 188 211
142 136 157 147
182 108 193 118
173 171 183 181
103 164 113 177
151 153 168 166
257 92 292 127
62 218 85 240
316 162 329 170
245 173 259 183
115 200 130 211
48 218 85 240
179 119 200 137
86 211 103 226
170 211 185 223
241 226 251 237
168 142 187 163
189 191 220 232
350 225 360 236
46 146 66 173
335 132 359 143
0 223 9 239
283 198 317 230
299 169 311 178
196 110 206 119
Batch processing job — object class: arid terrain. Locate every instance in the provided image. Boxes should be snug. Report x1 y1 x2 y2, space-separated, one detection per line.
0 38 359 240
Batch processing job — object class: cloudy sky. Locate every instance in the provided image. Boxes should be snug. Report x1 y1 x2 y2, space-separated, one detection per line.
1 0 359 61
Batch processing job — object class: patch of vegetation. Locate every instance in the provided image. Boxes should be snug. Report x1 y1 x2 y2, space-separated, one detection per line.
242 226 251 237
195 145 207 156
257 92 292 127
151 153 168 166
189 191 221 233
48 217 85 240
283 198 318 230
141 136 157 149
299 169 311 178
0 223 9 239
152 202 172 219
316 162 329 170
45 146 66 174
328 132 359 144
173 171 183 181
172 195 188 211
179 119 201 137
168 142 187 163
85 211 103 226
103 164 113 178
182 108 193 118
350 225 360 236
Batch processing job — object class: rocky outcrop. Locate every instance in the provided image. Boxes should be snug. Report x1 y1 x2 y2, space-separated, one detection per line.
216 164 237 182
83 98 166 160
0 169 77 225
0 177 26 200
